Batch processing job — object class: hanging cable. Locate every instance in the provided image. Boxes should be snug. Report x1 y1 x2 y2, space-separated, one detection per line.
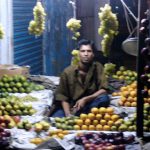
69 0 76 18
120 0 138 22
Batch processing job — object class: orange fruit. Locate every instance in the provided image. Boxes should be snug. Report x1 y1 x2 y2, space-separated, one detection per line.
99 107 106 114
127 96 134 102
111 114 120 122
120 86 127 92
100 119 107 125
106 107 114 114
95 114 102 120
131 102 137 107
91 107 99 114
122 91 129 97
80 114 87 120
92 120 99 126
124 101 131 107
81 125 88 130
104 114 111 121
112 92 119 96
130 82 137 88
62 130 69 135
57 133 64 139
96 124 103 131
84 119 91 126
120 96 126 103
133 97 137 102
107 120 114 126
87 113 95 120
118 100 124 106
130 91 136 97
76 119 83 126
88 125 95 130
103 125 110 131
74 125 80 130
56 129 63 133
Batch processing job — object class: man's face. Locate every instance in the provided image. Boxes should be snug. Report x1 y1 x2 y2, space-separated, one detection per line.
79 44 94 64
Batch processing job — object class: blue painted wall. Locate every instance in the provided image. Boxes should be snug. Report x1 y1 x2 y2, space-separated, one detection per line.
43 0 75 76
13 0 43 75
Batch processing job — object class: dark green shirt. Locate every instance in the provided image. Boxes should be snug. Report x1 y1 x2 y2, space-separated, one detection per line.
55 61 108 106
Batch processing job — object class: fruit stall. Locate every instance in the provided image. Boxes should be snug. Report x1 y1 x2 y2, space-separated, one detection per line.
0 0 150 150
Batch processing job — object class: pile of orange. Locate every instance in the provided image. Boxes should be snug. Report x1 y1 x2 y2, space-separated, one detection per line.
48 129 69 139
118 82 137 107
74 107 122 131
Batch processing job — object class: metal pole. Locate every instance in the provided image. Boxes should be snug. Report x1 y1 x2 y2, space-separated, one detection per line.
136 0 144 137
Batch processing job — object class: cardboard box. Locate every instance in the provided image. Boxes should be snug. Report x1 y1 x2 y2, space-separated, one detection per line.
0 64 30 78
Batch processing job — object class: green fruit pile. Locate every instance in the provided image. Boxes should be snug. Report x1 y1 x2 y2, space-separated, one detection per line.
34 121 50 132
112 66 137 84
54 116 78 130
0 97 36 116
104 63 116 78
119 105 150 132
0 75 31 94
17 120 32 130
0 75 45 96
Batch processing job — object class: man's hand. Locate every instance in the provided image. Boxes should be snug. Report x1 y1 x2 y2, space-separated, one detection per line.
73 98 87 111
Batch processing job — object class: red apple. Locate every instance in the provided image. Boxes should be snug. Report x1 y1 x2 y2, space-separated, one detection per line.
12 116 21 123
0 116 4 123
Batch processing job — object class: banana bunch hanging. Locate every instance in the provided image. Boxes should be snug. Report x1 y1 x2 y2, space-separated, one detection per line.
66 18 81 40
28 2 46 36
98 4 119 57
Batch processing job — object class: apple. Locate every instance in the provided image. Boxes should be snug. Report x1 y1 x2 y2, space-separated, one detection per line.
0 116 4 123
12 116 20 124
1 123 6 128
84 143 91 149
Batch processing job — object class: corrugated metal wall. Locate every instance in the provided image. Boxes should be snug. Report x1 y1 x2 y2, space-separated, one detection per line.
13 0 43 75
43 0 74 76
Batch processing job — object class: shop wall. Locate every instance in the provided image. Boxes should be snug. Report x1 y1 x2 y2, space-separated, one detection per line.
13 0 43 75
43 0 74 76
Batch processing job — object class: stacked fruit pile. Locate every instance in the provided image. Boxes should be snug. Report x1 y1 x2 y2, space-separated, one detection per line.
30 129 69 145
74 107 122 131
119 106 150 132
112 66 137 85
54 116 78 130
75 132 135 150
48 129 69 139
17 120 50 132
0 97 36 116
0 115 20 129
118 82 137 107
0 75 44 97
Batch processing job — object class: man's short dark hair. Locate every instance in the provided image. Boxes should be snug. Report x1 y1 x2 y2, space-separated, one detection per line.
77 39 97 54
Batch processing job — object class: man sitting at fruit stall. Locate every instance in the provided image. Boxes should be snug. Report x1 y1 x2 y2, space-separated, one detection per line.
51 39 110 117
